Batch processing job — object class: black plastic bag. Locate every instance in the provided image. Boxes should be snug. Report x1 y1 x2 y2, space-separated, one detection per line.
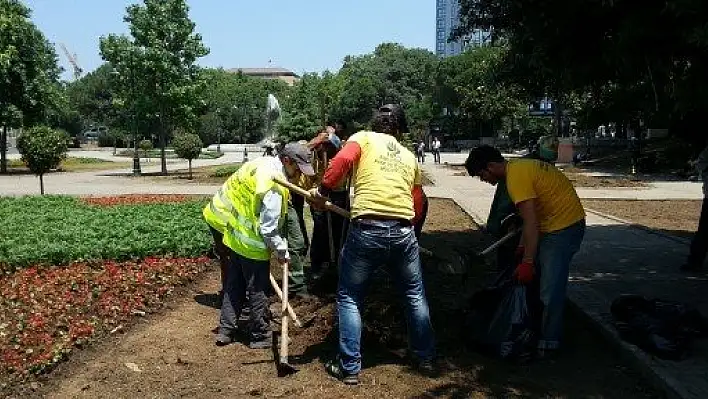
464 283 536 359
611 294 708 360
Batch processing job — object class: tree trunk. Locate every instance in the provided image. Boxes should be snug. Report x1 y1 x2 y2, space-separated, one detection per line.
39 174 44 195
1 126 7 174
188 159 193 180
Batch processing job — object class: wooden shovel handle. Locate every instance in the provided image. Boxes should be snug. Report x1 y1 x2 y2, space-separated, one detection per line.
272 176 351 219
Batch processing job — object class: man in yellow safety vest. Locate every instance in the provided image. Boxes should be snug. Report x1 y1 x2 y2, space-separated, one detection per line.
205 142 315 349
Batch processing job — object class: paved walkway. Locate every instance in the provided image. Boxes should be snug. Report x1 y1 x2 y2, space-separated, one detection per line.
422 160 708 399
0 150 256 196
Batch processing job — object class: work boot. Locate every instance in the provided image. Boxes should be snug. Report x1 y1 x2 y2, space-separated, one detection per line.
324 358 359 385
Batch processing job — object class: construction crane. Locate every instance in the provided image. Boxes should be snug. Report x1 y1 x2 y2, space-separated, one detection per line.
59 43 83 80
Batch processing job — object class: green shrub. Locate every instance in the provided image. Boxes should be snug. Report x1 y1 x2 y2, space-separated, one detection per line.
210 164 241 177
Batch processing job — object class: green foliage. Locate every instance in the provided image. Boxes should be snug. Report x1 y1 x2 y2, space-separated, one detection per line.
139 139 153 152
456 0 708 140
0 196 211 272
0 0 62 172
99 0 209 173
210 164 241 178
172 131 203 161
16 126 68 193
172 131 202 178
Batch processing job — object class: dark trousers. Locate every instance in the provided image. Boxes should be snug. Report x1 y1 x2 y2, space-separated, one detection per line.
688 198 708 267
218 251 270 342
310 191 349 273
291 193 309 251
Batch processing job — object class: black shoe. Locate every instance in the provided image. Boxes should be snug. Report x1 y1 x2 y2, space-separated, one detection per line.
413 358 440 378
215 331 239 346
681 263 703 272
324 358 359 385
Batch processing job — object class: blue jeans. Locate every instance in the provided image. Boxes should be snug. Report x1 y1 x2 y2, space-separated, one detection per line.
337 219 436 374
536 220 585 349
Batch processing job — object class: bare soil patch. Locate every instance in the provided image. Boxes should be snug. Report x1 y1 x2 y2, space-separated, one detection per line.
583 199 701 239
20 199 660 399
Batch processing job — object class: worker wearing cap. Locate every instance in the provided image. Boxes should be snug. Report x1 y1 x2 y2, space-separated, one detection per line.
465 145 585 356
214 142 315 349
310 104 436 385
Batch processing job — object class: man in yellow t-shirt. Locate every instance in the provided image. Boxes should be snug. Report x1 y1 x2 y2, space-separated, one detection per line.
309 104 436 385
465 145 585 355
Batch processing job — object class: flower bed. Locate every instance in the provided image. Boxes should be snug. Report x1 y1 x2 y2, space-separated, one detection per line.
0 256 211 383
0 196 212 272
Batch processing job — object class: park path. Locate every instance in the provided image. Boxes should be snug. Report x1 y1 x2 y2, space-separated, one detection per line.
0 149 254 197
422 158 708 399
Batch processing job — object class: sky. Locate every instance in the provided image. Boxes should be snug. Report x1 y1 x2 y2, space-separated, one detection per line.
25 0 436 81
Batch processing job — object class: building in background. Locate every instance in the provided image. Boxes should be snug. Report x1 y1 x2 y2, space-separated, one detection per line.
227 67 300 86
436 0 492 57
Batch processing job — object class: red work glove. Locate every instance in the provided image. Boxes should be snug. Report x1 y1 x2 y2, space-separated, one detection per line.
514 261 535 284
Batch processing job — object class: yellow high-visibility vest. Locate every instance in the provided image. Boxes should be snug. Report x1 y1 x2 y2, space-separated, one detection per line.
210 157 289 261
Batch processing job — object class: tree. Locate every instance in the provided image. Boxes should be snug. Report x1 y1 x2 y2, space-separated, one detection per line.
0 0 62 173
16 126 68 194
100 0 209 175
455 0 708 141
335 44 439 132
139 139 153 160
172 130 202 179
435 46 525 139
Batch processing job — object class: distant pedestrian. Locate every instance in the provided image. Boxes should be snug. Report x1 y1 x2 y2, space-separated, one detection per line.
416 140 426 164
432 137 441 164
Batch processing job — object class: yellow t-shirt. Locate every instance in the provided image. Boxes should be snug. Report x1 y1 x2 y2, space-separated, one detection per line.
347 131 420 220
506 158 585 232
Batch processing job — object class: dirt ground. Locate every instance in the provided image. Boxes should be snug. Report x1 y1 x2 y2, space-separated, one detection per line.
15 199 661 399
583 199 702 239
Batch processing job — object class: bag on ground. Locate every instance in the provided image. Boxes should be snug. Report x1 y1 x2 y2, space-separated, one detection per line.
610 294 708 360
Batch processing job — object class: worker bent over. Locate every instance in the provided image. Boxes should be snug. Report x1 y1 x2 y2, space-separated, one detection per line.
211 143 314 349
311 104 436 385
465 145 585 356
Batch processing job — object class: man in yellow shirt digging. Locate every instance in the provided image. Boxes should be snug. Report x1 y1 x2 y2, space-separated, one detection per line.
465 145 586 356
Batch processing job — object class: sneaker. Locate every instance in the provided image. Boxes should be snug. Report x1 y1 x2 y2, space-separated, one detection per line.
248 339 272 350
324 358 359 385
